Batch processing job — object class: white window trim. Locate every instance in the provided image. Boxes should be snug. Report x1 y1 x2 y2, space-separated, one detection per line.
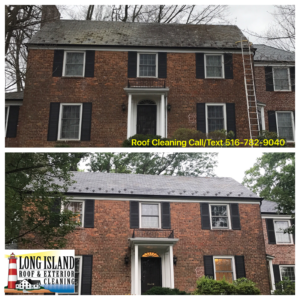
209 204 232 230
137 53 158 78
57 103 83 141
279 265 295 282
75 256 82 295
275 111 295 142
205 103 227 134
5 105 10 136
62 199 85 228
204 54 225 79
139 202 161 229
273 219 294 245
257 105 266 131
62 51 86 77
213 256 236 281
272 67 291 92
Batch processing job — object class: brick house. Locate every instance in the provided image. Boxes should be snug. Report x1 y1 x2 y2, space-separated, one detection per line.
260 200 295 293
4 7 294 147
17 172 278 295
253 45 295 145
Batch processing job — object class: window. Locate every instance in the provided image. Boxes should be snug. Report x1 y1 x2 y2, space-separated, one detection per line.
273 68 291 91
58 103 83 140
205 54 224 78
140 203 160 228
279 265 295 281
206 104 226 133
63 200 84 227
210 204 231 229
138 53 157 77
274 220 293 244
74 256 82 295
276 112 294 142
63 51 85 77
214 257 235 283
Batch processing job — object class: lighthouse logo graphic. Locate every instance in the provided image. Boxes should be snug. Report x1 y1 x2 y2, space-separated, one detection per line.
8 253 17 289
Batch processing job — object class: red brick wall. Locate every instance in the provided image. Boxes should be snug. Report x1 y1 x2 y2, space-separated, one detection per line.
261 218 295 265
6 50 251 147
18 200 271 295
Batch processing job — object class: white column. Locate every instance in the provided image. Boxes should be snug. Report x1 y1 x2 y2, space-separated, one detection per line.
127 94 132 138
268 259 275 293
169 245 174 289
160 94 165 137
135 245 139 295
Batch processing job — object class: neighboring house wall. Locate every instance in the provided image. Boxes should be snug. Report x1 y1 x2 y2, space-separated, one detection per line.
7 49 251 147
18 199 270 295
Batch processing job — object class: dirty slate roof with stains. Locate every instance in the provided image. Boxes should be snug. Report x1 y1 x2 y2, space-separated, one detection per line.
60 172 260 200
253 44 295 62
28 20 246 49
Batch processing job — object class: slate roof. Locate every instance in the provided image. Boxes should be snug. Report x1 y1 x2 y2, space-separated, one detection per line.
16 279 41 285
63 172 260 199
260 200 278 213
28 20 246 49
254 44 295 62
5 91 24 100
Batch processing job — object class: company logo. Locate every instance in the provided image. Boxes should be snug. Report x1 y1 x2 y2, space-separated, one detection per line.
5 250 75 294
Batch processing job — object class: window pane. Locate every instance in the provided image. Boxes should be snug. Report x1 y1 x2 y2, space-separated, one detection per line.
206 55 222 77
211 205 227 216
277 113 293 141
66 53 84 64
212 217 228 228
207 106 224 132
139 54 156 76
60 105 81 139
281 267 295 281
215 272 233 283
65 53 84 76
275 221 291 243
64 202 83 223
142 204 159 216
75 258 80 273
141 216 159 228
274 68 289 90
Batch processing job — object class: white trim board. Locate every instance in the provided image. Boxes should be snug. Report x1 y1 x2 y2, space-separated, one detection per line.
261 214 293 219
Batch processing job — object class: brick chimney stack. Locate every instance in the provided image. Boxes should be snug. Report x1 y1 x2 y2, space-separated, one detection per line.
41 5 60 28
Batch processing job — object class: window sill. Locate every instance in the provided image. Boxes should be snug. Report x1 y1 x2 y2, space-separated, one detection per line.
204 77 225 80
273 90 292 92
57 139 81 142
61 76 85 79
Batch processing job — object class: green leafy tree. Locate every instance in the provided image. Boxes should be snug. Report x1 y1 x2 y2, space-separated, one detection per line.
242 153 295 233
5 153 88 248
88 152 217 177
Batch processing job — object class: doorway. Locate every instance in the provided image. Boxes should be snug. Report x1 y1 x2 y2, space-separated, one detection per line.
141 257 162 294
137 100 157 135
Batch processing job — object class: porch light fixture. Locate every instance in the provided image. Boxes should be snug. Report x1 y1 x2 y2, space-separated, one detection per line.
173 255 177 265
124 254 129 265
122 104 126 111
167 104 171 111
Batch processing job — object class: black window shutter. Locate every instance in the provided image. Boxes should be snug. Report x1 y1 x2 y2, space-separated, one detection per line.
226 103 236 137
203 256 214 278
266 219 276 244
49 198 61 227
81 103 92 141
47 103 60 141
6 106 20 138
291 219 295 244
130 201 139 228
290 67 295 91
224 53 233 79
158 53 167 78
52 50 64 77
265 66 274 91
268 111 277 133
273 265 281 286
230 203 241 230
81 255 93 295
128 52 137 78
84 200 94 228
235 256 246 278
196 53 205 79
85 51 95 77
197 103 206 134
200 203 211 230
161 202 171 229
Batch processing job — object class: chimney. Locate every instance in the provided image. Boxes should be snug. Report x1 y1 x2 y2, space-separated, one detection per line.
41 5 60 28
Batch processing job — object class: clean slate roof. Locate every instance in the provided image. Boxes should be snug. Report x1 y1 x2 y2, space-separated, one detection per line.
29 20 246 49
260 200 278 213
254 44 295 62
5 91 24 100
63 172 260 199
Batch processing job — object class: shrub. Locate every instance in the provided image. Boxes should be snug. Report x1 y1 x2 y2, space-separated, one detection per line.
273 278 295 295
171 128 206 142
122 134 171 147
143 286 189 295
193 276 260 295
257 130 287 147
